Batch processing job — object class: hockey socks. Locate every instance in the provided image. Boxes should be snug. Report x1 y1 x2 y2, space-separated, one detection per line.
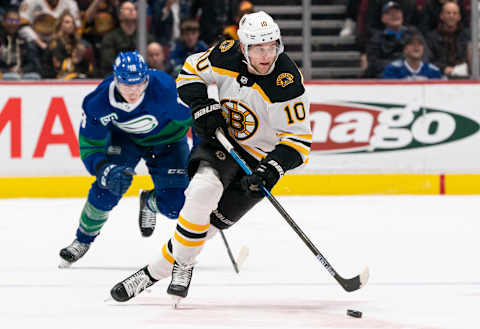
76 201 109 243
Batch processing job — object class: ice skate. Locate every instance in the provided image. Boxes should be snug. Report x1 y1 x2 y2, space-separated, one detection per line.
139 190 156 237
59 239 90 268
167 261 194 306
110 266 157 302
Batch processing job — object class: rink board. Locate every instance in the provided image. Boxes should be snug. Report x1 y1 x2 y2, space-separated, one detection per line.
1 173 480 197
1 80 480 197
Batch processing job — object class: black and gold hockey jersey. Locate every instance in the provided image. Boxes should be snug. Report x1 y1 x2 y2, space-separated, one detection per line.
177 40 311 167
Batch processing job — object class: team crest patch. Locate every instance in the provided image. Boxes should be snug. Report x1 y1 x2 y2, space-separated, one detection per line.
276 73 294 87
219 40 235 52
215 150 226 160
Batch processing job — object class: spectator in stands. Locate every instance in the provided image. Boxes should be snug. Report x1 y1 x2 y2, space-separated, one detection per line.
44 11 81 78
57 42 94 79
190 0 233 46
146 41 172 74
383 30 442 79
168 19 207 77
100 0 153 76
18 0 81 51
365 0 419 37
81 0 119 64
0 8 41 79
365 1 422 78
419 0 468 35
223 0 254 40
0 1 22 18
339 0 360 37
150 0 176 46
425 1 470 78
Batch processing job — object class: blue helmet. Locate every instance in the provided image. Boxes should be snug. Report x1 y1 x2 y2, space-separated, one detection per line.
113 51 148 85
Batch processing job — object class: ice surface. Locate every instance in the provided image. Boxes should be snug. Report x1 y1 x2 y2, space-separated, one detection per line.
1 195 479 329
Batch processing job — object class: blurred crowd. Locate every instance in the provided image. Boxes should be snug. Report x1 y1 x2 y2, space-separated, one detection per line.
0 0 254 80
1 0 479 81
340 0 480 79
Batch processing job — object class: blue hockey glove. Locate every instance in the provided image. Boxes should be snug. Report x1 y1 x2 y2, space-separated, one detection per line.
240 159 285 198
191 99 227 141
97 164 135 196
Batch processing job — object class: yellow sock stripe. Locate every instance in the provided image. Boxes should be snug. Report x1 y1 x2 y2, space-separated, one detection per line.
162 243 175 264
178 216 210 232
174 232 205 247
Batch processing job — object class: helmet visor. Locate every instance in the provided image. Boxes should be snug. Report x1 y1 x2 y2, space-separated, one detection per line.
248 43 279 57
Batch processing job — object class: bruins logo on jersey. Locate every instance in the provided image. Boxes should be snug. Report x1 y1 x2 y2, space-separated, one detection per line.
219 40 235 53
221 99 258 141
276 73 294 88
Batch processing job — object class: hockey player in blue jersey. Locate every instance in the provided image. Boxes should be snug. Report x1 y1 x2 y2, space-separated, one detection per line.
59 51 194 266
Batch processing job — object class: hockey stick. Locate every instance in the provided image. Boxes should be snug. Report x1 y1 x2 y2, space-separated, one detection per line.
215 129 369 292
219 230 239 273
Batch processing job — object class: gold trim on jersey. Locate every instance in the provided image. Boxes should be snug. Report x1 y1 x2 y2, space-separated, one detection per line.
239 143 266 160
183 61 198 75
211 66 272 104
276 132 313 141
176 75 205 83
211 66 239 78
280 140 310 156
251 84 272 104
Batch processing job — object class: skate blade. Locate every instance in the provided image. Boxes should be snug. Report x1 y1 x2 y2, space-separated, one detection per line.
171 295 183 309
58 259 72 268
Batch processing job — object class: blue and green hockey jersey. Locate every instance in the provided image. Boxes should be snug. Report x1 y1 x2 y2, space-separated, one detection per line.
79 70 193 175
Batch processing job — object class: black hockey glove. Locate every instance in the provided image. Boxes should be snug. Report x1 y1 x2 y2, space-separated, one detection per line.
191 98 227 141
240 159 285 198
97 164 135 197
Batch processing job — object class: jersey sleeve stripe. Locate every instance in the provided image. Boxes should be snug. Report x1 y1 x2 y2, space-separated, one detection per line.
279 140 310 156
183 62 198 75
239 143 267 160
180 69 196 76
276 132 312 141
211 66 239 78
286 137 311 148
176 76 205 83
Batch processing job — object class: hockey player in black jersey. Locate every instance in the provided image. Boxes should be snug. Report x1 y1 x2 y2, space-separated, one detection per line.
111 11 312 305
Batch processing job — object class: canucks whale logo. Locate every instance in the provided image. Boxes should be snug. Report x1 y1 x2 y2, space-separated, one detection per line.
112 115 158 134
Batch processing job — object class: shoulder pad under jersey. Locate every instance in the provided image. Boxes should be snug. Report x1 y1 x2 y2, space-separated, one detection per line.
208 40 243 74
255 53 305 103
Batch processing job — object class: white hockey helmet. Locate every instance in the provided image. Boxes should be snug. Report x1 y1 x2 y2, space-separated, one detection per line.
237 11 284 74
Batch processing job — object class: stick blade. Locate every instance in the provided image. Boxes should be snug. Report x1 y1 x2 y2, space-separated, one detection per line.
339 266 370 292
236 246 249 268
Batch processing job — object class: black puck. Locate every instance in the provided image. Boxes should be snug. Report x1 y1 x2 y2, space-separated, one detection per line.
347 309 362 318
